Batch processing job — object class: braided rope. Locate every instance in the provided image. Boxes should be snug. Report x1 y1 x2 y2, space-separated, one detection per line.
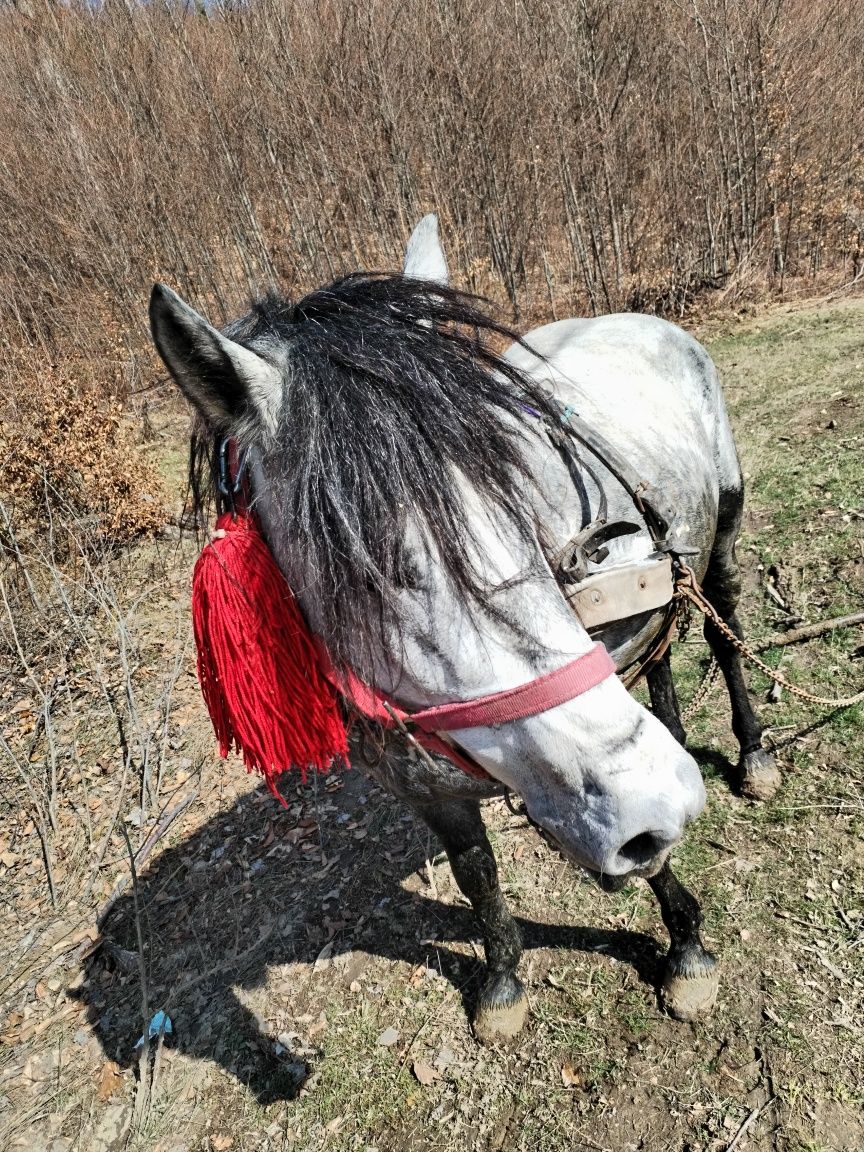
676 566 864 710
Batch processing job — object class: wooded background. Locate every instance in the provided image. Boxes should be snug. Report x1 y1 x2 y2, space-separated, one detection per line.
1 0 863 532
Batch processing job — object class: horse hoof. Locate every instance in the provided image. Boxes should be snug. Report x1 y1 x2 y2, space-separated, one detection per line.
472 975 528 1045
660 950 719 1022
739 748 781 801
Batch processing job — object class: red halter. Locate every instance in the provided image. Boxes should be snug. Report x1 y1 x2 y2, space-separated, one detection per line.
318 640 615 780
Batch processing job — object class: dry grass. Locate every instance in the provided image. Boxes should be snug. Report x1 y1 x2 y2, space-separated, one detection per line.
0 295 861 1152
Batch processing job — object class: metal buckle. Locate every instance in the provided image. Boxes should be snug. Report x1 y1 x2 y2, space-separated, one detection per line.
217 439 249 517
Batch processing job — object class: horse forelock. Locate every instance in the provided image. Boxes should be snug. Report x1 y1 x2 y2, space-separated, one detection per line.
190 273 560 677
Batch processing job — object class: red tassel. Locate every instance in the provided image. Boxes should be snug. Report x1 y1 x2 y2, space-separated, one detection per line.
192 511 349 801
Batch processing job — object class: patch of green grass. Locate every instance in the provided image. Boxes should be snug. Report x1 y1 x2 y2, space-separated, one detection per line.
617 990 652 1041
261 978 458 1150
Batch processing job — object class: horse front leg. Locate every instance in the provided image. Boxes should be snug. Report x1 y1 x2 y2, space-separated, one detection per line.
646 648 687 746
648 859 719 1021
645 656 719 1016
412 797 527 1043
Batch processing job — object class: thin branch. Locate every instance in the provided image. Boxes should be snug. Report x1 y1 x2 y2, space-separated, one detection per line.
756 611 864 652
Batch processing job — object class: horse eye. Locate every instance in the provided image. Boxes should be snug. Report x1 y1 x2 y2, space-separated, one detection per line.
362 561 422 594
394 558 423 591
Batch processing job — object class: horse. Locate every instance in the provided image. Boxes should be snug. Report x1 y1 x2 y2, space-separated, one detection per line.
148 215 778 1044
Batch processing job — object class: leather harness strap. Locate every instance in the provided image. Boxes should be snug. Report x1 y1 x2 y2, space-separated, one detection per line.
545 411 677 554
533 406 691 686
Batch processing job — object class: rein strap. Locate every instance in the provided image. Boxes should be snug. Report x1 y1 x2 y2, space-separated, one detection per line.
319 641 614 736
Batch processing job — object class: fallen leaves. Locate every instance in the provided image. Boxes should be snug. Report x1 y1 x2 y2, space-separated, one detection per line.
408 963 436 987
1 1001 81 1045
560 1061 580 1089
284 822 319 846
412 1059 441 1086
97 1060 124 1101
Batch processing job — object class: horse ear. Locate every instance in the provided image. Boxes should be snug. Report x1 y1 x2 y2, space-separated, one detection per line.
149 284 281 434
403 214 449 286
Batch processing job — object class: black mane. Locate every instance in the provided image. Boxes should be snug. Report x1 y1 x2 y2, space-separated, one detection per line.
191 273 561 676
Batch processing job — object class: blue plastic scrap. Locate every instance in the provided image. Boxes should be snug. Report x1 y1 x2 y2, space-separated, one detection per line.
134 1010 174 1050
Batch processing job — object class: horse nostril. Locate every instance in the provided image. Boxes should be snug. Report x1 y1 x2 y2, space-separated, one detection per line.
617 831 666 869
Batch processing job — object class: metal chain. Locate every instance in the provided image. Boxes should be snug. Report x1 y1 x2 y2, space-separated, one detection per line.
676 566 864 710
680 656 721 723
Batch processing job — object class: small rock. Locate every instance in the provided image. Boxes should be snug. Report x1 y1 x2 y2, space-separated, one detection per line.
376 1027 399 1047
89 1104 132 1152
433 1047 456 1070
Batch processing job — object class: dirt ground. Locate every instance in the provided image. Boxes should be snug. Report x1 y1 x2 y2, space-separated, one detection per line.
1 296 862 1152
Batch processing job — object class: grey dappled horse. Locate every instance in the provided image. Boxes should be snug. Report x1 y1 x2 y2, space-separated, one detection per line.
149 216 777 1043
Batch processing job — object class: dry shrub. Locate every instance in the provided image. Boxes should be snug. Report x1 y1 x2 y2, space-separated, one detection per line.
1 359 167 545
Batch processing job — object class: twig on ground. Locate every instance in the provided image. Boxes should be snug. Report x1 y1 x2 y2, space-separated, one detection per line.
0 731 57 907
155 609 188 799
725 1098 776 1152
424 830 438 897
755 611 864 651
122 824 153 1130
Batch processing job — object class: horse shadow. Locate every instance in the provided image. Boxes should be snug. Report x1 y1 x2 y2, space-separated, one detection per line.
79 770 665 1103
690 743 740 788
